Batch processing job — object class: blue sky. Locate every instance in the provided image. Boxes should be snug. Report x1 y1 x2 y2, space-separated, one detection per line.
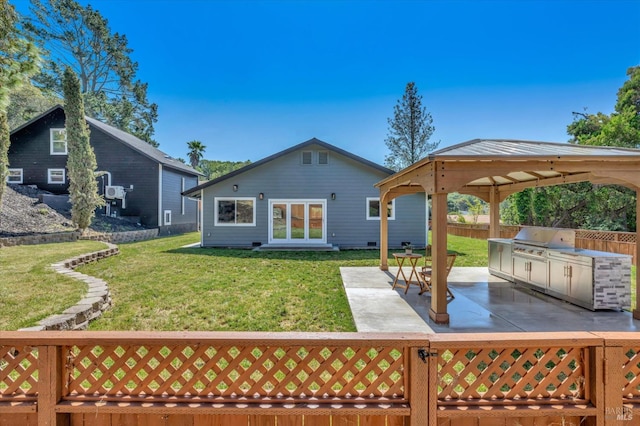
14 0 640 164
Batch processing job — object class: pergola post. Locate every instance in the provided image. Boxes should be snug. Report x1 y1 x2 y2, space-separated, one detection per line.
379 191 389 271
489 186 500 239
635 192 640 320
429 192 449 324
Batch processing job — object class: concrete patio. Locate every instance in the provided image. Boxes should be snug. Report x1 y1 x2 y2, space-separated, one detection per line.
340 266 640 333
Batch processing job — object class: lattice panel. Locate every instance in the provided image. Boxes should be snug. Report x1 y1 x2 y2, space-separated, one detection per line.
576 230 636 243
65 345 406 402
0 345 38 400
622 347 640 399
437 346 586 402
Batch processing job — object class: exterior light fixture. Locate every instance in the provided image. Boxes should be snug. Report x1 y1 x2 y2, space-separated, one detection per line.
259 193 264 200
233 184 238 192
331 193 336 200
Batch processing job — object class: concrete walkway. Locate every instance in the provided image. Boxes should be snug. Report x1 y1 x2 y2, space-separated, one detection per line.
341 266 640 333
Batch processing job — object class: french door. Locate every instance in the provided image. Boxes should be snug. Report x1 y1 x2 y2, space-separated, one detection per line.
269 200 326 244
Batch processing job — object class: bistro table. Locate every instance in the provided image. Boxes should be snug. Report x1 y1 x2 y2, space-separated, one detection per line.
391 253 424 294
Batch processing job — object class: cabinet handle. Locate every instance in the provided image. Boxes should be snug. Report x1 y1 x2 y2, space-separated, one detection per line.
567 265 572 279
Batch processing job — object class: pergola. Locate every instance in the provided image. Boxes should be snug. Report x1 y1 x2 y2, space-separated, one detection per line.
376 139 640 324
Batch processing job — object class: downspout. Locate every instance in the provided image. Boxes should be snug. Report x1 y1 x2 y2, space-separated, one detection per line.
200 189 204 247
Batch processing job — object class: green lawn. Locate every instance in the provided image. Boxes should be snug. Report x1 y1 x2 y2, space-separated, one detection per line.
0 240 109 330
76 233 491 331
2 233 635 331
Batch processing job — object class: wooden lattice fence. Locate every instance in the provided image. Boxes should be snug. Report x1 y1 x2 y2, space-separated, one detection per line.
1 331 639 425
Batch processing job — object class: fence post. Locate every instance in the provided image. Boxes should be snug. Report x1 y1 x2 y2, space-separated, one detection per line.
586 345 605 426
602 342 627 425
409 347 429 426
37 345 68 426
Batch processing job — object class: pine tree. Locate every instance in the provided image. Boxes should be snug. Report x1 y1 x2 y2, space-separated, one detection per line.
63 66 103 232
26 0 158 145
0 0 39 208
384 82 439 171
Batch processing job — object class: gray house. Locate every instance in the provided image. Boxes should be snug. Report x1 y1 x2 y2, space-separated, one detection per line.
183 138 426 248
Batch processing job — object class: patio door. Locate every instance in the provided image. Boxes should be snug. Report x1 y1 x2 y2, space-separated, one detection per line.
269 200 326 244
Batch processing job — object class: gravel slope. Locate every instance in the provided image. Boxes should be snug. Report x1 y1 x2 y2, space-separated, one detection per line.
0 184 144 237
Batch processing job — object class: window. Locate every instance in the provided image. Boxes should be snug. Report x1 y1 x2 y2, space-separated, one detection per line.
318 151 329 165
366 197 395 220
164 210 172 225
48 168 65 184
301 151 312 165
50 129 67 155
6 169 23 184
215 197 256 226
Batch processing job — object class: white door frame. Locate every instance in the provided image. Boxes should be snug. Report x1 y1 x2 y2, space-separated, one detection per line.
268 199 327 244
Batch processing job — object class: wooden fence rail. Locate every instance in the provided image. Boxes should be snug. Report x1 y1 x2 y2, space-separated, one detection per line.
447 223 638 262
1 331 639 425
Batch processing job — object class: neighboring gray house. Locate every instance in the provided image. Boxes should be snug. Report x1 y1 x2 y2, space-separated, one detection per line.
183 138 426 248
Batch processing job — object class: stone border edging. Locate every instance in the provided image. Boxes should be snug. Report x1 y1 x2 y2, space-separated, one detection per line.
18 243 120 331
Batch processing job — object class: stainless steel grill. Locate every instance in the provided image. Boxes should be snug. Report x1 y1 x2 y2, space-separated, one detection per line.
512 228 574 260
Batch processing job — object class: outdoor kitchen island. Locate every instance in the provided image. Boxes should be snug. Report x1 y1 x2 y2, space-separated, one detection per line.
489 227 632 311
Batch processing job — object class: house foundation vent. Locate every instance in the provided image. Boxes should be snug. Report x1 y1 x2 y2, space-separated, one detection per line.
367 241 377 247
252 242 262 247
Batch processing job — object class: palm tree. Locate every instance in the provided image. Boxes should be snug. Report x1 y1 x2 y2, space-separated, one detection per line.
186 140 206 169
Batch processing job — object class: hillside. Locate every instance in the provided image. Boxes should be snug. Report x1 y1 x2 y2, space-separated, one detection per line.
0 184 142 237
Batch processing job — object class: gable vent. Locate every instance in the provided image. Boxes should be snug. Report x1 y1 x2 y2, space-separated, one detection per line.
301 151 312 165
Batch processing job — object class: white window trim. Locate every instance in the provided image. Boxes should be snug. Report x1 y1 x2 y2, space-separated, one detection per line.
48 168 66 184
50 128 68 155
7 168 23 184
215 197 256 226
366 197 395 220
164 210 172 225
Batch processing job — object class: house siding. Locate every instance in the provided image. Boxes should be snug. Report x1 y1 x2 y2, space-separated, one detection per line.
89 126 161 227
199 143 426 248
159 169 199 234
8 109 69 193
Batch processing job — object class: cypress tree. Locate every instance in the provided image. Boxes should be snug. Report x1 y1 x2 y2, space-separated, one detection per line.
62 66 103 233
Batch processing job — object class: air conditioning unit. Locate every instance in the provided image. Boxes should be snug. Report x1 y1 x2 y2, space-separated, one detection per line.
105 185 126 199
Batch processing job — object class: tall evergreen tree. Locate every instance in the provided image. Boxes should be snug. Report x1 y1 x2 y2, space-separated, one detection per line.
25 0 159 145
187 140 206 169
384 82 439 171
0 0 39 208
63 66 103 232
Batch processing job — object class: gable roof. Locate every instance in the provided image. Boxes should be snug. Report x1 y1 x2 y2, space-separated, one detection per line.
183 137 393 197
11 105 201 176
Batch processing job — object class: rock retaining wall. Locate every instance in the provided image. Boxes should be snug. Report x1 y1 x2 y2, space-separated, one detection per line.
19 243 120 331
0 228 158 247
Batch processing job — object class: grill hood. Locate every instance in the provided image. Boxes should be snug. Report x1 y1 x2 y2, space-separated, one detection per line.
513 227 575 249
